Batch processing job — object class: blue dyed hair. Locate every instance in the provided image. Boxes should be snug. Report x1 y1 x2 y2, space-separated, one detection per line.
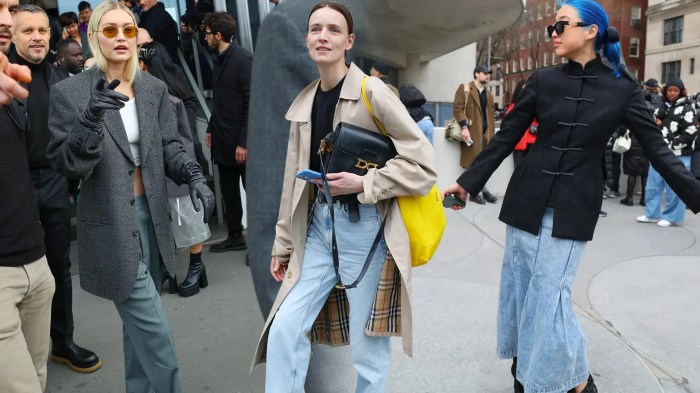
558 0 622 78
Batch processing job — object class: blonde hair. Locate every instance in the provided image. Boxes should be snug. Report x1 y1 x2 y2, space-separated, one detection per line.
87 1 139 83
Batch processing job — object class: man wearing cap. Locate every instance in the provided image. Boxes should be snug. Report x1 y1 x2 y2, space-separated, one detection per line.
452 65 497 204
370 60 399 97
643 78 662 110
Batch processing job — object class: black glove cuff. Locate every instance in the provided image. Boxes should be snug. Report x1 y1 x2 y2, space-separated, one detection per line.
78 110 104 134
182 161 206 184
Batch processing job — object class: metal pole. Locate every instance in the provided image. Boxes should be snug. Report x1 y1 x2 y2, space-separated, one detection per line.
487 35 492 69
235 0 254 53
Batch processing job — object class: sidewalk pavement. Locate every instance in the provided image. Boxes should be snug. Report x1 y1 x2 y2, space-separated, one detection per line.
46 196 700 393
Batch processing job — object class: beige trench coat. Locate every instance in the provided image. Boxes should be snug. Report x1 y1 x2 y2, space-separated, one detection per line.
452 81 496 168
252 63 436 368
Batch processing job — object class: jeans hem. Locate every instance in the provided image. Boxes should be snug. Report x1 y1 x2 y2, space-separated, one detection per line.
497 348 517 359
518 370 588 393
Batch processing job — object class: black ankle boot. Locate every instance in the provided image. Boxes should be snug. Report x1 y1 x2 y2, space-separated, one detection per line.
511 357 524 393
162 271 178 294
178 252 208 297
567 375 597 393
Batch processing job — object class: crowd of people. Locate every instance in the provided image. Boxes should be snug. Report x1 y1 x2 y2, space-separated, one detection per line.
1 0 699 392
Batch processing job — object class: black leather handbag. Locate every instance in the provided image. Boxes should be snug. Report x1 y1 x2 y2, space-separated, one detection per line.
320 122 397 176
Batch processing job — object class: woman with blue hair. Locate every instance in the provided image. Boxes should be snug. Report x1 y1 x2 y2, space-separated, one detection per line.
442 1 700 392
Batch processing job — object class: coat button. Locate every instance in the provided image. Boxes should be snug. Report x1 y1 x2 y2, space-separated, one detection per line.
130 199 135 205
132 229 139 237
287 271 292 279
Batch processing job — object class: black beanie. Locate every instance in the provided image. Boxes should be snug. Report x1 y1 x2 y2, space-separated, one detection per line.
666 78 685 91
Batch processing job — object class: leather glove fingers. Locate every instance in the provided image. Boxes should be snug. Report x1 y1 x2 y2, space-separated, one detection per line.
188 180 215 224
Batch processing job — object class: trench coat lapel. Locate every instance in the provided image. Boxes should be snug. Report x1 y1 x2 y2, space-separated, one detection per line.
92 71 133 163
469 81 482 111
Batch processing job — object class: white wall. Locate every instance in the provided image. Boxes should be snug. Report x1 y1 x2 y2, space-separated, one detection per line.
433 127 514 196
399 44 477 103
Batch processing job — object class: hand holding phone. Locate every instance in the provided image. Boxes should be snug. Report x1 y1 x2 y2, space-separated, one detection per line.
296 169 322 182
442 193 466 208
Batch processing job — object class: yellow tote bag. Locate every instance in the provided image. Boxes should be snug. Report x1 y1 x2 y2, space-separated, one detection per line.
361 77 446 267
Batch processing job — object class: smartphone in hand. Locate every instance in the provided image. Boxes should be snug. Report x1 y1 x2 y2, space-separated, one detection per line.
296 169 322 182
442 193 466 208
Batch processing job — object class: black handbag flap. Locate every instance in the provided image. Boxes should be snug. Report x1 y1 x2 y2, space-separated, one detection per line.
333 122 396 167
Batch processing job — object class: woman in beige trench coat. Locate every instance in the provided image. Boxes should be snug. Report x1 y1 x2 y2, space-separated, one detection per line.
251 2 436 392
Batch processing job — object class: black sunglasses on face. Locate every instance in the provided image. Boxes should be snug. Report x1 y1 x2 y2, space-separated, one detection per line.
546 20 592 38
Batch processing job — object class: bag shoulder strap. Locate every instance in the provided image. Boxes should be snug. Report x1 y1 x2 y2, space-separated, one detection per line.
361 76 388 136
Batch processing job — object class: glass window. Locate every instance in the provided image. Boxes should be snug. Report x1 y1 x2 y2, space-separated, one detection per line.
543 52 549 67
505 62 509 74
528 57 532 70
545 0 552 16
552 51 557 65
629 38 640 58
439 103 453 126
513 59 517 73
664 16 683 45
519 58 524 71
631 7 641 26
662 61 681 83
691 58 695 75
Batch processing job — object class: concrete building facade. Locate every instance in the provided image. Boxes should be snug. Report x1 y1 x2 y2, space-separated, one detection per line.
645 0 700 90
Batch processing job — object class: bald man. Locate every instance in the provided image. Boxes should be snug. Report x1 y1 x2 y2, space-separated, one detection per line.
137 27 153 50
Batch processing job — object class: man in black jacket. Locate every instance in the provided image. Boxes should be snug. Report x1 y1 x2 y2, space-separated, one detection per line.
0 1 55 391
203 12 252 252
139 0 179 63
11 4 101 373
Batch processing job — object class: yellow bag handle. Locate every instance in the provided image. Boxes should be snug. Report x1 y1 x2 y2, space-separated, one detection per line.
361 76 388 136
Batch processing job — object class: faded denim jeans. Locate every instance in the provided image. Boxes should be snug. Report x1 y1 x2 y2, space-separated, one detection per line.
266 200 390 393
497 208 589 393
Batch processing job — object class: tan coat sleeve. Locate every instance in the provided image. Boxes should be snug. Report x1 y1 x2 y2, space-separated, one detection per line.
452 83 468 124
358 77 437 204
272 123 300 265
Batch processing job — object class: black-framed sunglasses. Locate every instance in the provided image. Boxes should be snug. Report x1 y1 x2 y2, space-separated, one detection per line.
546 20 592 38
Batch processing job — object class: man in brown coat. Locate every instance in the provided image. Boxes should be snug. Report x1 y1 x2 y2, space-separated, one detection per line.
452 65 497 204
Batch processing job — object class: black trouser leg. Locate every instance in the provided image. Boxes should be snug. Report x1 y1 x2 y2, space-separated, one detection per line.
627 175 637 199
611 152 622 192
32 168 73 342
218 164 246 237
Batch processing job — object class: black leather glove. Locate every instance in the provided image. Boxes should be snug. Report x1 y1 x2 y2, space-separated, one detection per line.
182 161 215 224
79 79 129 131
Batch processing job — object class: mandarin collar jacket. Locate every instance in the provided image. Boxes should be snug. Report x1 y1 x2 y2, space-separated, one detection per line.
458 56 700 241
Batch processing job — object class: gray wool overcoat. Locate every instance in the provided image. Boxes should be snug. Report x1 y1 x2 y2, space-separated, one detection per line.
47 67 193 302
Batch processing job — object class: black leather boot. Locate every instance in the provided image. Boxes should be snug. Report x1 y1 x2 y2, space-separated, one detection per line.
482 190 498 204
178 252 208 297
209 231 247 252
161 271 178 294
567 375 598 393
51 340 103 373
511 357 524 393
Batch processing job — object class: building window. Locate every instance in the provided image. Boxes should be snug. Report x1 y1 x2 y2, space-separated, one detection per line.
552 51 557 65
545 0 552 16
629 38 640 58
505 62 509 74
662 61 681 83
631 7 641 27
519 58 524 71
562 57 568 63
691 58 695 75
528 31 533 45
495 85 501 96
528 57 533 70
513 59 517 73
521 35 526 49
664 16 684 45
544 52 549 67
630 69 639 81
537 4 543 19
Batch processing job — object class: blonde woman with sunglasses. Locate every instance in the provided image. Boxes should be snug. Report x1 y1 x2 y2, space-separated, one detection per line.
442 0 700 392
47 2 214 392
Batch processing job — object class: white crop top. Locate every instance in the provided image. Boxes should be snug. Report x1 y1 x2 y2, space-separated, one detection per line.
119 98 141 165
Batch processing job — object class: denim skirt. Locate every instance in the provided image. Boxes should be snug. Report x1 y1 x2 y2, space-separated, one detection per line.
497 208 589 393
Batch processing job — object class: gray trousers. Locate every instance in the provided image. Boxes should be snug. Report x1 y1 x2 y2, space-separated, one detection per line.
113 195 181 393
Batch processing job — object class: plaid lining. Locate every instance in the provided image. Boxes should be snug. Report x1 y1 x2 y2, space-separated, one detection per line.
309 251 402 346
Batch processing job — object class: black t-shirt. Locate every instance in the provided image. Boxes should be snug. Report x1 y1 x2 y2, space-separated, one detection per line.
16 56 51 169
479 87 488 134
310 77 345 172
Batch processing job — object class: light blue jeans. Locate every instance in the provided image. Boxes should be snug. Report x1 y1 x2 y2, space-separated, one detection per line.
416 116 434 145
497 208 589 393
644 156 691 224
266 201 390 393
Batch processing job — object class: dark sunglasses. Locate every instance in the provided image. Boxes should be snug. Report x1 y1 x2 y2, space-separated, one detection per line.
97 25 138 39
546 21 592 38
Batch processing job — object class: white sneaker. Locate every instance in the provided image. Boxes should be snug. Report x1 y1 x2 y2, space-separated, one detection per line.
657 219 676 227
637 215 658 223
